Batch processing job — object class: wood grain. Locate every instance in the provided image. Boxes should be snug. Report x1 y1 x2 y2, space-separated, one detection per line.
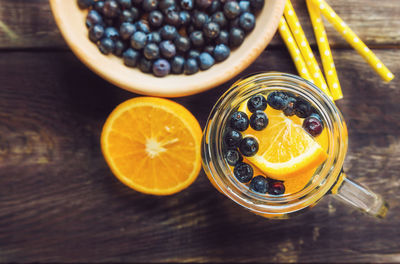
0 49 399 262
0 0 399 49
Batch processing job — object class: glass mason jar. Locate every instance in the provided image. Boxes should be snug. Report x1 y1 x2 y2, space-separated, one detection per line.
201 72 388 219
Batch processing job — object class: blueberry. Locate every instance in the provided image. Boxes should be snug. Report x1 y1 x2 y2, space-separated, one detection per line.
188 49 200 59
211 11 227 28
247 94 267 113
294 98 312 118
233 162 253 183
171 56 185 74
159 0 175 9
239 12 255 32
207 0 221 14
224 128 242 148
160 25 178 40
123 48 140 67
229 17 240 28
215 30 229 45
250 0 264 11
250 111 268 131
147 31 162 43
310 112 323 123
138 57 153 73
184 58 199 75
94 1 105 13
191 11 209 29
165 10 181 26
269 181 285 195
267 91 286 110
130 31 147 50
224 1 241 20
117 0 132 8
249 175 268 194
148 10 164 28
239 0 251 12
89 24 105 42
152 59 171 77
225 149 243 166
283 95 297 116
143 43 160 59
196 0 213 9
180 0 194 10
103 0 120 18
303 116 323 137
78 0 94 9
119 8 138 23
189 31 205 47
229 27 245 47
229 111 249 131
213 44 230 62
120 22 136 39
204 45 214 54
86 10 103 28
98 37 115 54
113 40 127 57
135 20 150 33
174 35 191 53
142 0 158 11
159 40 176 58
239 137 259 157
198 52 215 70
104 27 120 40
203 21 220 39
179 11 191 26
132 0 144 4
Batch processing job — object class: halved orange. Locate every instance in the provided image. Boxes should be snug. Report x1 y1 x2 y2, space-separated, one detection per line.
101 97 202 195
239 100 328 181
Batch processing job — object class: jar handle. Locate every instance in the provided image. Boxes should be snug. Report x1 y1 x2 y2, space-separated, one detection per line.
331 173 389 218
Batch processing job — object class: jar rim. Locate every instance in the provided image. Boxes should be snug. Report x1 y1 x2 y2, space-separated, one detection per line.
201 72 348 217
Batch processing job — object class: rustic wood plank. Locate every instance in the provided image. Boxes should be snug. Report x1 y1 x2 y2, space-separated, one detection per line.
0 0 398 49
0 49 399 262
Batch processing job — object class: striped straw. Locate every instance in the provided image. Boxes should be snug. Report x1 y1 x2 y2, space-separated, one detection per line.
284 0 332 99
279 17 313 83
306 0 343 100
311 0 394 82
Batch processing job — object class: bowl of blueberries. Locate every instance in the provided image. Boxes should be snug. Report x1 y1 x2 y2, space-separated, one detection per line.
50 0 285 97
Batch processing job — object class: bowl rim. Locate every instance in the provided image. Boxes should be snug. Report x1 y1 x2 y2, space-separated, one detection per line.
49 0 286 97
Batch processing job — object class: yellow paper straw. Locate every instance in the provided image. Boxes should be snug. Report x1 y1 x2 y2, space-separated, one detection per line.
306 0 343 100
279 17 313 83
283 0 332 99
311 0 394 82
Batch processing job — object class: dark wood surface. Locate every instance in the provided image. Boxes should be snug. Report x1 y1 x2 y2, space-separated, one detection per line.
1 0 400 263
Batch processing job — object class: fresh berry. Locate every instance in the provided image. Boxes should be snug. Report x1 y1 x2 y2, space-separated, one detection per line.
143 43 160 59
310 112 323 123
159 40 176 58
148 10 164 28
94 1 105 12
233 162 253 183
98 37 115 54
215 30 228 45
203 21 220 39
303 116 323 137
229 27 245 48
86 10 103 28
198 52 215 70
224 128 242 148
138 57 153 72
268 181 285 195
247 94 267 113
179 11 191 26
294 98 312 118
249 110 268 131
224 1 241 20
120 22 136 40
211 11 227 28
159 0 175 10
239 137 259 157
152 59 171 77
104 27 120 40
239 12 255 32
283 95 297 116
120 8 138 23
184 58 199 75
89 24 105 42
113 40 127 57
103 0 120 18
250 0 264 11
225 149 243 166
213 44 230 62
135 20 150 33
188 49 200 59
160 25 178 40
204 45 214 54
171 56 185 74
123 48 141 67
131 31 147 50
180 0 194 10
191 11 209 29
189 31 205 47
196 0 213 9
147 31 162 43
174 35 191 53
142 0 159 12
249 175 268 194
117 0 132 9
165 10 181 26
207 0 220 13
239 0 251 12
78 0 94 9
229 111 249 131
267 91 286 110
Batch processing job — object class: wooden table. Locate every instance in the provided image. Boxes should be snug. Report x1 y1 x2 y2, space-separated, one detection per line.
1 0 399 262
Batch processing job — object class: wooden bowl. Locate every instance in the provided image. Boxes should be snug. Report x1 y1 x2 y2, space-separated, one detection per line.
50 0 285 97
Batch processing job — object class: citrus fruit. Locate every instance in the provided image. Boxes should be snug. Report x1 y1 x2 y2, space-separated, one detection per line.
238 100 328 181
101 97 202 195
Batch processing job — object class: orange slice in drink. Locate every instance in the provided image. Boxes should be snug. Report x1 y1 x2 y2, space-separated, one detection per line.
101 97 202 195
239 101 327 181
